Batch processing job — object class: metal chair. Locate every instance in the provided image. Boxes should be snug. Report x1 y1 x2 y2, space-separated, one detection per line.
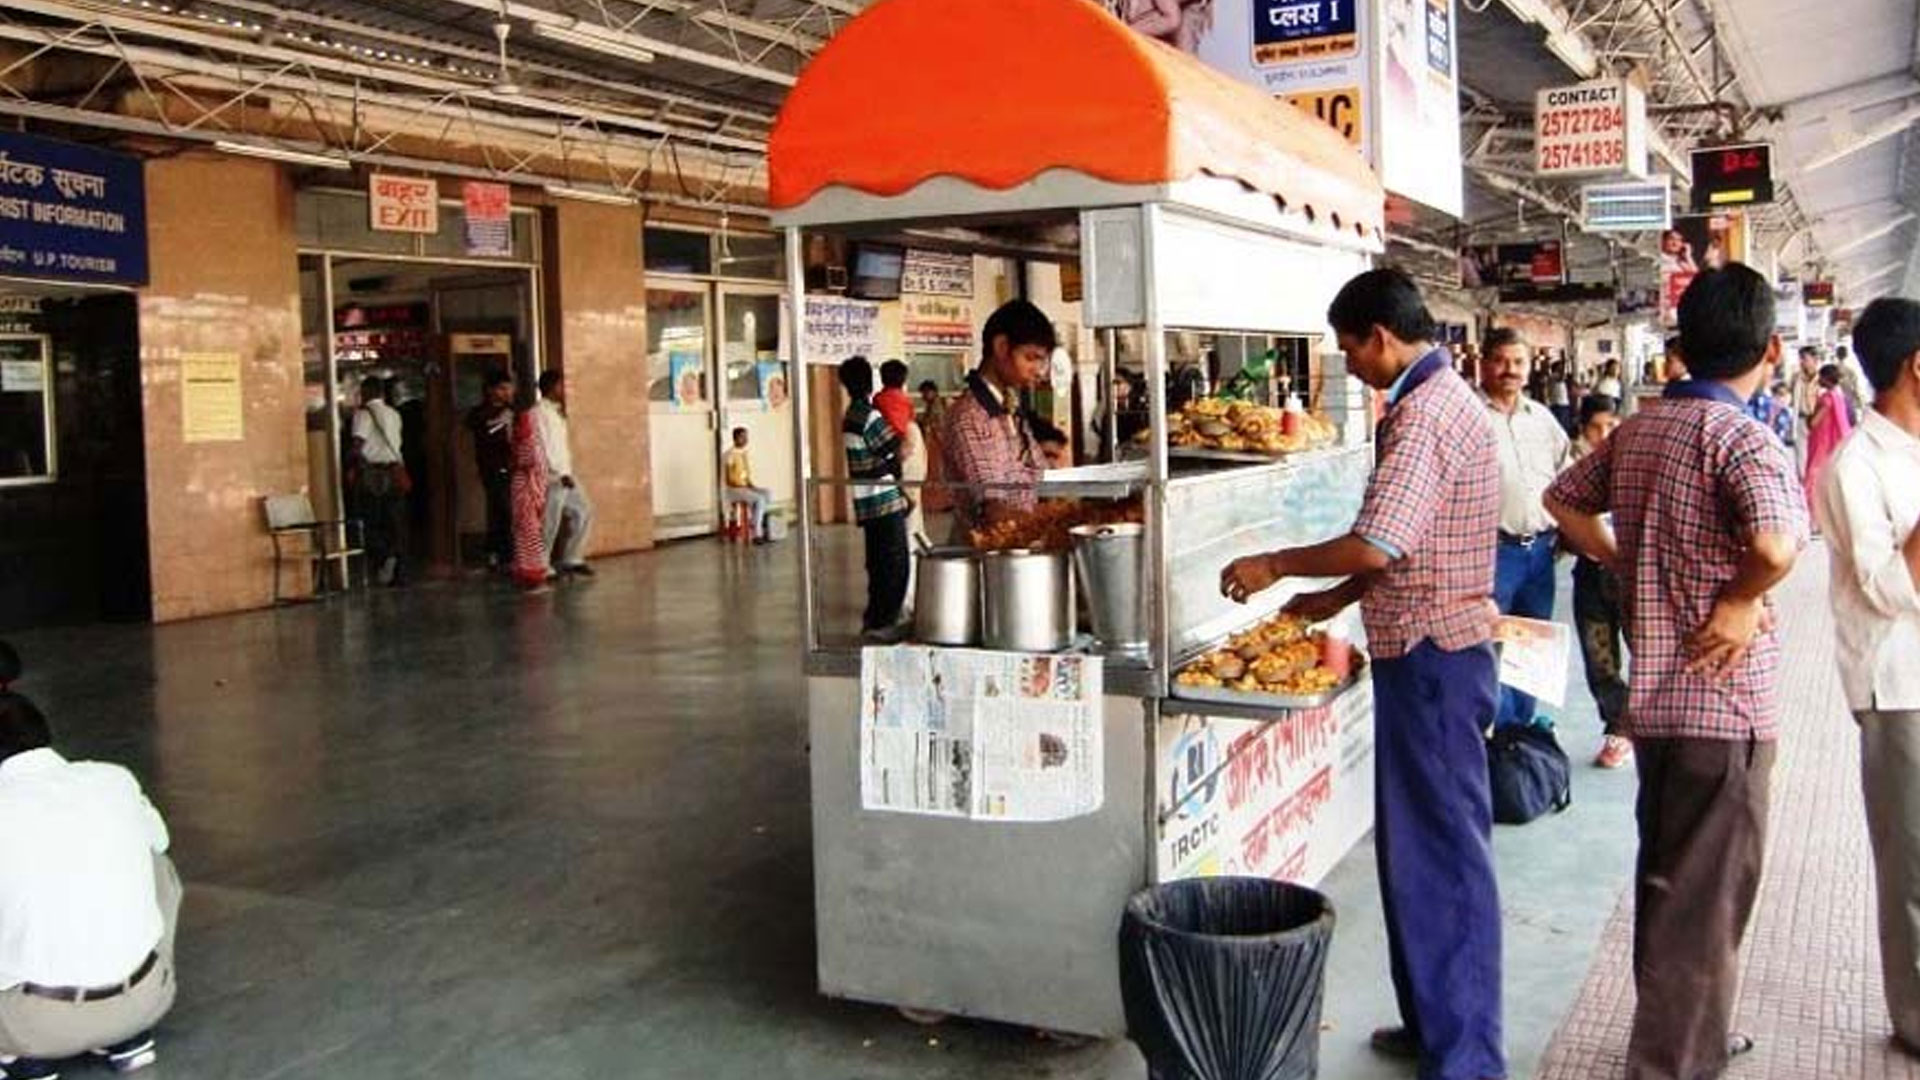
264 493 365 604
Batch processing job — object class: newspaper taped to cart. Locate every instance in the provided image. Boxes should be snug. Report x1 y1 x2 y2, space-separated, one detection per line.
860 646 1104 822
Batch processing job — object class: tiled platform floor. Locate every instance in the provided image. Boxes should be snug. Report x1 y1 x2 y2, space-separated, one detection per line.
1536 546 1917 1079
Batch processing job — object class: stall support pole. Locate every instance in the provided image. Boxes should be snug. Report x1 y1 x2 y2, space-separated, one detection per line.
1101 328 1119 463
787 226 819 652
1140 204 1171 891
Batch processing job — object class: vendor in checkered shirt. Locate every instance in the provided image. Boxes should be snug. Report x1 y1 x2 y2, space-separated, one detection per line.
1547 264 1808 1080
1223 268 1506 1080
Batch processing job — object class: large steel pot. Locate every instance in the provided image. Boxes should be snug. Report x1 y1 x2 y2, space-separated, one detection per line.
1070 523 1147 657
981 549 1076 652
914 547 982 646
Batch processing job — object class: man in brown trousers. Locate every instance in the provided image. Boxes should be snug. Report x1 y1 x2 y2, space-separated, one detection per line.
1548 265 1807 1079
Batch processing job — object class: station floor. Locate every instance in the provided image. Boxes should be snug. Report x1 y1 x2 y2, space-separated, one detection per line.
2 533 1909 1079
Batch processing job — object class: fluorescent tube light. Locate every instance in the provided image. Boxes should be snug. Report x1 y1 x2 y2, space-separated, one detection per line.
531 23 657 65
212 140 351 170
543 184 636 206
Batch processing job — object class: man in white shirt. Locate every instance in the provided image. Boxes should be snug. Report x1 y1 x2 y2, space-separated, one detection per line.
0 678 177 1078
1818 298 1920 1056
1482 327 1572 729
350 376 410 587
535 371 594 577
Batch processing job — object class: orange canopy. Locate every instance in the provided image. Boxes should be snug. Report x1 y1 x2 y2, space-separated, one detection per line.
769 0 1385 241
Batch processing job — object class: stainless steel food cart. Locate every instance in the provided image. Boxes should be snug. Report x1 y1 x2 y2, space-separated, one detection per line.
771 0 1391 1037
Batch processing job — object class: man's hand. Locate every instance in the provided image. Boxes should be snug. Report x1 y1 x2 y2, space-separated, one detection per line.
1282 586 1353 624
1220 554 1281 604
1685 595 1767 680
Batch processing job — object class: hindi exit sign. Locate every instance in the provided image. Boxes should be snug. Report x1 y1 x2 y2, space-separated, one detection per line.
369 173 439 234
1689 143 1774 211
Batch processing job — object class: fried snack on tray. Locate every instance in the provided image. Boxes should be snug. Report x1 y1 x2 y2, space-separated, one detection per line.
1176 613 1351 699
968 498 1145 553
1170 397 1339 457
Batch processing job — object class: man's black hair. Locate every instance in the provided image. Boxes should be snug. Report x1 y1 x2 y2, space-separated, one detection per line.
359 375 386 399
838 355 874 398
1483 327 1526 353
538 369 564 395
1852 298 1920 394
1326 268 1436 344
731 426 748 439
917 380 939 394
880 360 909 389
982 300 1057 354
484 370 513 389
0 692 50 764
1675 264 1775 380
1800 344 1822 360
1819 363 1842 387
1665 336 1683 356
1029 416 1068 446
1578 394 1619 427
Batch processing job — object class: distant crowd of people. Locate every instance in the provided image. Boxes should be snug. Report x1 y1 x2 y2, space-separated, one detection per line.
349 369 594 593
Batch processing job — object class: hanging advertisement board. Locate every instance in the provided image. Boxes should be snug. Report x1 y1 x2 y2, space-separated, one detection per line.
1371 0 1462 217
1534 79 1650 179
460 181 512 258
1659 213 1744 326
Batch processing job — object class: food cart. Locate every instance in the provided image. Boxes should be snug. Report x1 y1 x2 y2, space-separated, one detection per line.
773 0 1389 1038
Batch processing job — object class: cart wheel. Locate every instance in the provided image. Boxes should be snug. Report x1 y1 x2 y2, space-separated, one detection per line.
897 1007 949 1026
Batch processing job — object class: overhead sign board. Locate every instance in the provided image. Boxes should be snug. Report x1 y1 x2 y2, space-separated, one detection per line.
1581 180 1670 233
0 131 148 286
1534 79 1649 179
369 173 439 234
1804 280 1834 307
1689 143 1774 211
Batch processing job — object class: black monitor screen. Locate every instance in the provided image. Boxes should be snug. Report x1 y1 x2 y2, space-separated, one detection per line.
847 243 905 300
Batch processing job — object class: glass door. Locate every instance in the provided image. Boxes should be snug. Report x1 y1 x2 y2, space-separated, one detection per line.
716 286 793 518
647 283 719 538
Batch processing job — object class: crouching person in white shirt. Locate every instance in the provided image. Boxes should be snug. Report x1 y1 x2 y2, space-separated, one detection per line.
0 680 178 1078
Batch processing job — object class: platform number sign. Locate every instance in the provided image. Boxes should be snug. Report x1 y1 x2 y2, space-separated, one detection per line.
1284 87 1364 148
1689 143 1774 211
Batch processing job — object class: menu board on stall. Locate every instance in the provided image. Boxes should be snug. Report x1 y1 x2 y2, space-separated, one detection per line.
902 295 971 348
803 295 882 365
1157 680 1374 886
860 646 1103 822
901 250 974 297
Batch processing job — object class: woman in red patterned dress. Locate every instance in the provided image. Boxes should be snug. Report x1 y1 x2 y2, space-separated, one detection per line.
510 405 551 590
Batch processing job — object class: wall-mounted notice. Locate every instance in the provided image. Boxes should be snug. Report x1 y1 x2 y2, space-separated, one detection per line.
181 351 244 443
803 295 882 364
861 646 1104 822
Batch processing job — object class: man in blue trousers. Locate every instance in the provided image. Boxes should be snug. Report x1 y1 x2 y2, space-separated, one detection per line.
1224 269 1505 1080
1479 327 1570 728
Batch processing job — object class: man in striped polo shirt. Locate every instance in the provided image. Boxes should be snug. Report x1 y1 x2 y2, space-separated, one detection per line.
840 356 912 642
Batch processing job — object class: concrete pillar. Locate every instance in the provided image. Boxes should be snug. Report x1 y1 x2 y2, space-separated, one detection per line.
138 153 306 621
547 200 653 554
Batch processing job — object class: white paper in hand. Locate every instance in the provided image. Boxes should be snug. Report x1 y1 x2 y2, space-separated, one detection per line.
1494 616 1573 708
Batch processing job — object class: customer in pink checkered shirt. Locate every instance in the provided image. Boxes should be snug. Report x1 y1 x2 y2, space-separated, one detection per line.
1547 264 1808 1080
1223 269 1506 1080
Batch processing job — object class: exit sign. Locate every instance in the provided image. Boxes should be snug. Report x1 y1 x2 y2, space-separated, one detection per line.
369 173 440 234
1690 143 1774 211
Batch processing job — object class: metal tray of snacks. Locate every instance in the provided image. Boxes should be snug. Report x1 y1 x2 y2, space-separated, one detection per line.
1169 660 1366 710
1170 611 1366 710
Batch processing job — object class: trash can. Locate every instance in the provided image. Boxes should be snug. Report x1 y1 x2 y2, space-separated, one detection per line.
1119 877 1335 1080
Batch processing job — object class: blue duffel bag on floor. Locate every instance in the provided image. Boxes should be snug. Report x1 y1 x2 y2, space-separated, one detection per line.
1487 723 1573 825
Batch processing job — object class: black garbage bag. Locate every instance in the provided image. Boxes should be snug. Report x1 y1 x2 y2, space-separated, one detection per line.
1119 877 1335 1080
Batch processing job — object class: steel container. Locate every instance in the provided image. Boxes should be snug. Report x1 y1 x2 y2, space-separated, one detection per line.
981 549 1076 652
913 547 982 646
1070 523 1147 656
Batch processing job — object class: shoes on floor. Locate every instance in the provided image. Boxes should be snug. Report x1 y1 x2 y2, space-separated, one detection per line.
1728 1032 1756 1058
0 1057 60 1080
1594 735 1634 770
1368 1025 1421 1061
93 1031 157 1073
563 563 595 577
